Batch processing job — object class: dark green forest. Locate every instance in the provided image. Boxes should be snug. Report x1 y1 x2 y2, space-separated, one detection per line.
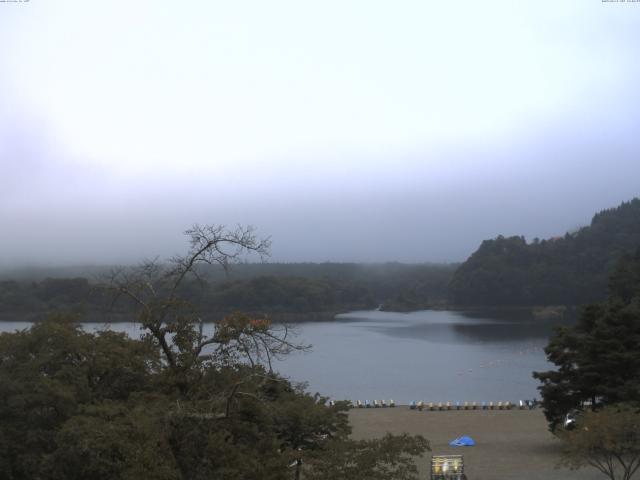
0 263 456 322
534 248 640 430
0 315 429 479
450 198 640 306
0 226 431 479
2 198 639 319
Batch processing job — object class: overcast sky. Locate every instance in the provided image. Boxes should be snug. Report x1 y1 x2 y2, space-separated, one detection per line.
1 0 639 267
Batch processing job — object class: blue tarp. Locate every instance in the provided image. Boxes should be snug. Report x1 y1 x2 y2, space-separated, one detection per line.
449 436 475 447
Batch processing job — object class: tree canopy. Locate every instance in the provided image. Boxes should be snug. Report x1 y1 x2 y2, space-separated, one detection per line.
533 248 640 431
0 225 430 480
0 263 456 322
559 404 640 480
450 198 640 306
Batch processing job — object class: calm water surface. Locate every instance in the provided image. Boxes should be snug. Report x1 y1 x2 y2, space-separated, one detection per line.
0 310 566 404
274 309 564 404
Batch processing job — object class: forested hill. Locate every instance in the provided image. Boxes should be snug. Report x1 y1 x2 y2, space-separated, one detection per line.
0 263 457 322
449 198 640 306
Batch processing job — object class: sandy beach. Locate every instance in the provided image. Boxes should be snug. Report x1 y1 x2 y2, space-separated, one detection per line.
349 407 603 480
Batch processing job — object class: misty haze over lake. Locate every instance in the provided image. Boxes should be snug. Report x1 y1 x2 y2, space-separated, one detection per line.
2 1 640 268
2 3 640 480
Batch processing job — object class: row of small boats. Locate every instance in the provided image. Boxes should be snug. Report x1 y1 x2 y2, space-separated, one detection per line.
339 399 538 409
409 400 538 410
353 399 396 408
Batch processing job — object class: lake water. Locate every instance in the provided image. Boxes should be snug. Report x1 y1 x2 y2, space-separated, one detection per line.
0 309 565 405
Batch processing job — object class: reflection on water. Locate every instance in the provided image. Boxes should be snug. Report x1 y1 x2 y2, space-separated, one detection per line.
334 309 572 344
275 310 568 403
0 309 569 404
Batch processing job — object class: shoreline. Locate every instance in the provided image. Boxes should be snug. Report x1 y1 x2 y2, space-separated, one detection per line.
0 304 576 323
348 408 600 480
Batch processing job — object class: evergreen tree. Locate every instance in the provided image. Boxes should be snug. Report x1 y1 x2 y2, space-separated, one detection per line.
534 249 640 431
451 198 640 306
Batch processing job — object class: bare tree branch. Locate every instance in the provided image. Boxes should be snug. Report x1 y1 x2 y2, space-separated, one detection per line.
101 224 307 397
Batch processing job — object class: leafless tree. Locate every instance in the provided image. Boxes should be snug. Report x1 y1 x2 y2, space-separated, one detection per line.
104 224 308 395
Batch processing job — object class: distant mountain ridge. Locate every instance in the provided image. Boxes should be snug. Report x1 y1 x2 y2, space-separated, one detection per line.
449 198 640 306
